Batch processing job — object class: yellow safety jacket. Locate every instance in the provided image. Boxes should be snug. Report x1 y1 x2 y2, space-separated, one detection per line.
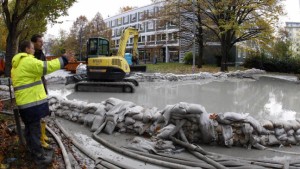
11 53 64 109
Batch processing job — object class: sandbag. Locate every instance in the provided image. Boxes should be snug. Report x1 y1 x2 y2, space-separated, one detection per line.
157 124 175 139
260 120 274 130
103 121 116 135
91 115 105 132
83 114 96 128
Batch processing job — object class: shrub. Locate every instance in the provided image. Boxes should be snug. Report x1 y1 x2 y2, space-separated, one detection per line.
183 52 198 65
244 53 300 73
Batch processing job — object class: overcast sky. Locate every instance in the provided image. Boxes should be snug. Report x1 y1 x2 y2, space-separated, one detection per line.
46 0 152 37
46 0 300 37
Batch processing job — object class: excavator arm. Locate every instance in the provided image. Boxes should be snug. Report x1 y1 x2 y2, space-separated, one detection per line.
117 27 139 60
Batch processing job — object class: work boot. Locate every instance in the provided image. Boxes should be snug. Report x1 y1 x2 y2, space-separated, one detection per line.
33 152 52 166
40 121 53 150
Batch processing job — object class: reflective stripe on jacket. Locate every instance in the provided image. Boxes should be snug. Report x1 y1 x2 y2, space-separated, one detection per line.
11 53 64 109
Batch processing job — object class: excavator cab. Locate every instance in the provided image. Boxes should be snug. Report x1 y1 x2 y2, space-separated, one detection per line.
87 38 110 57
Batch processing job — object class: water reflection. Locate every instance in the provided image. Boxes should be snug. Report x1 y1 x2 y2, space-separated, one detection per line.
59 76 300 121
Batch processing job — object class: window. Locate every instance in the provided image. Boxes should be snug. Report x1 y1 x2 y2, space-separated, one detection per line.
147 36 151 42
129 38 133 44
161 33 166 41
168 33 173 40
131 13 136 22
138 11 145 20
141 36 145 42
98 39 109 55
147 21 154 29
157 34 161 41
111 20 116 27
151 35 155 41
112 29 115 36
124 15 129 23
139 23 144 31
117 18 122 25
117 28 122 36
148 9 154 18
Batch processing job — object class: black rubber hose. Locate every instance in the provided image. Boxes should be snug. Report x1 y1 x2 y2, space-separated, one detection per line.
123 147 215 169
46 125 72 169
54 119 123 169
92 132 194 169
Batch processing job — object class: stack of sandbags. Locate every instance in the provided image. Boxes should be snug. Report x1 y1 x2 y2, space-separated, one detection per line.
48 95 107 131
159 102 216 144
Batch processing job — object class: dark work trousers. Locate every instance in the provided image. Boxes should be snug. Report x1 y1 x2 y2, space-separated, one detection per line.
19 102 50 154
23 120 42 154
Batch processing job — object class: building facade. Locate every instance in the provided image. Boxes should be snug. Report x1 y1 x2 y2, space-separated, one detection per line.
104 3 180 63
104 2 242 65
285 22 300 56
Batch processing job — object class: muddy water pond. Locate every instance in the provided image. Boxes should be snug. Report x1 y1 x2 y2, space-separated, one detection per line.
49 76 300 121
48 75 300 164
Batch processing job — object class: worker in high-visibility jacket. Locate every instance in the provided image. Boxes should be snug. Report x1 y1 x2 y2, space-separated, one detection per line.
11 40 70 166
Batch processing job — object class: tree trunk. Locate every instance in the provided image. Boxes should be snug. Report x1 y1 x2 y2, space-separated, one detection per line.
4 27 19 77
220 42 229 72
197 40 203 68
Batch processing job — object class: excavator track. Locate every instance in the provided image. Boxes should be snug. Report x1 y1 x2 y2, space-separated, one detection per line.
75 81 135 93
123 78 139 86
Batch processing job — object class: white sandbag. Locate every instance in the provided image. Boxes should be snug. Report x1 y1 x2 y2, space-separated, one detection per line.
94 104 106 116
275 128 286 137
198 110 216 144
287 136 297 145
161 105 175 125
287 129 294 136
106 101 135 123
124 105 144 117
186 103 206 114
81 103 98 114
77 113 85 124
277 134 288 141
105 98 124 111
116 122 125 129
103 121 116 135
221 124 233 147
286 120 300 130
245 116 269 134
271 120 284 129
260 120 274 130
132 112 143 121
83 114 96 128
172 102 188 115
125 137 157 153
91 116 105 132
61 110 72 117
222 112 248 122
125 117 136 125
267 134 280 146
55 109 63 117
152 111 163 122
143 108 153 123
48 97 58 105
157 124 175 139
295 135 300 141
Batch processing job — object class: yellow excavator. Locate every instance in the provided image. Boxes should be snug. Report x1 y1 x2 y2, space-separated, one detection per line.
66 27 145 93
